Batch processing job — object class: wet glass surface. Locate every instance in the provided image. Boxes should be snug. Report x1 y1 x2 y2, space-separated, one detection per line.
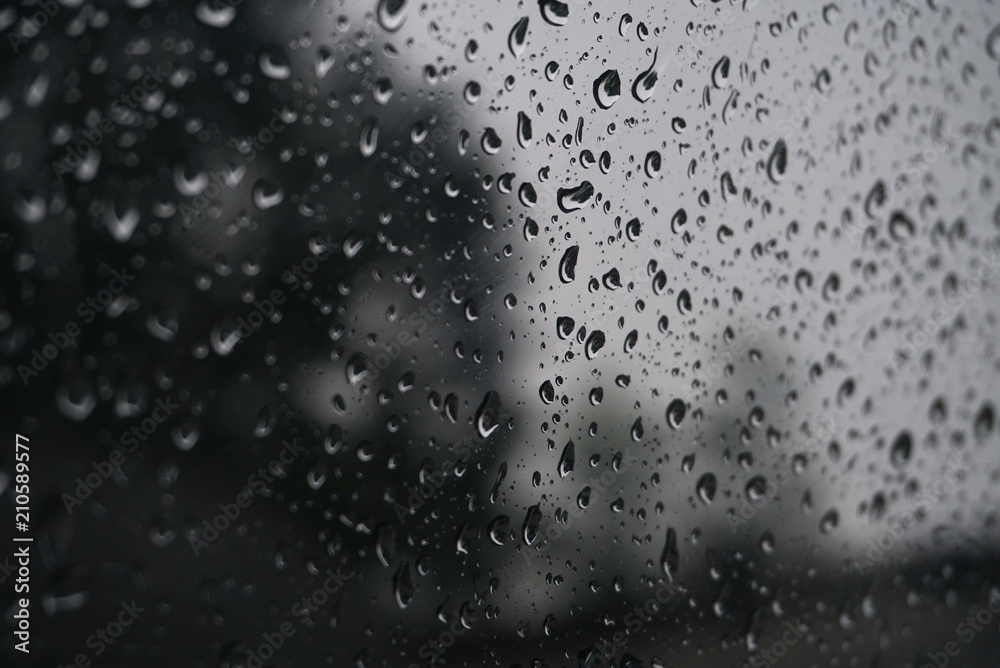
2 1 1000 666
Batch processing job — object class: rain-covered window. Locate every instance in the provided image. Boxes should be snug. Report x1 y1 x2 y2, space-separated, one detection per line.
2 1 1000 666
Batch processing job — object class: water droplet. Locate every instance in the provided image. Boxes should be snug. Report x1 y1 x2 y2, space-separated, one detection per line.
767 139 788 183
558 245 580 282
987 24 1000 59
660 527 679 583
509 17 529 57
252 178 284 210
538 0 569 27
711 56 731 88
696 473 717 504
171 420 200 451
488 515 510 544
517 111 533 148
820 509 839 534
259 46 291 79
490 463 508 504
195 0 237 27
377 0 408 32
633 49 659 102
254 405 275 437
652 270 667 295
630 417 643 441
524 217 539 240
593 69 621 109
104 191 139 242
890 431 912 467
557 182 594 212
523 505 542 544
584 330 606 360
13 190 46 223
539 380 555 404
975 403 995 441
315 47 336 79
56 377 97 421
677 289 692 315
888 211 914 242
619 14 633 36
623 329 638 353
556 316 575 338
644 151 661 178
393 561 415 608
475 391 503 439
360 117 379 157
666 399 686 429
481 127 503 155
625 218 641 240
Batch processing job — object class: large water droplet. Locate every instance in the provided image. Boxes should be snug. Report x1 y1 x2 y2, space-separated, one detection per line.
594 69 621 109
888 211 915 242
711 56 731 88
517 111 533 148
509 17 529 57
104 191 140 242
557 182 594 212
252 178 284 210
767 139 788 184
259 46 291 79
696 473 717 504
633 50 659 102
558 245 580 283
890 431 912 467
194 0 237 27
584 330 605 359
666 399 686 429
523 505 542 544
558 440 575 477
538 0 569 26
481 127 503 155
475 391 503 439
360 117 379 157
393 561 415 608
661 527 679 583
377 0 408 32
